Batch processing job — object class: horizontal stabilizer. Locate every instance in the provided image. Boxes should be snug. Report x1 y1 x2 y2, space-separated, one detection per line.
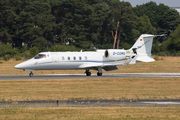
136 55 155 62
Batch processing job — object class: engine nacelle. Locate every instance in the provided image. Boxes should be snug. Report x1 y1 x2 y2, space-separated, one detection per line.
105 49 126 60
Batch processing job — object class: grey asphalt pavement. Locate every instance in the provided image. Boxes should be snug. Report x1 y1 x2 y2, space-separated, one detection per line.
1 73 180 80
1 99 180 108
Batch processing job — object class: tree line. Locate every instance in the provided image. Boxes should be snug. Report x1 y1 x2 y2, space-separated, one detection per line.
0 0 180 60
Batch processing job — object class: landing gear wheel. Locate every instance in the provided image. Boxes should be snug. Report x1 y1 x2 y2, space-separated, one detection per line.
29 72 33 77
85 69 91 76
86 72 91 76
97 72 102 76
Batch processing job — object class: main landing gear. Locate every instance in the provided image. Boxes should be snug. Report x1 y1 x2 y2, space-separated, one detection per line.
29 72 33 77
85 68 103 76
97 72 102 76
85 69 91 76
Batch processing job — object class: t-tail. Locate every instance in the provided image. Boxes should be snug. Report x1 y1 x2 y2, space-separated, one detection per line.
130 34 156 62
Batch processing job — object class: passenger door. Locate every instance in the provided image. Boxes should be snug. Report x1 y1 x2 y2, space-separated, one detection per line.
51 53 59 63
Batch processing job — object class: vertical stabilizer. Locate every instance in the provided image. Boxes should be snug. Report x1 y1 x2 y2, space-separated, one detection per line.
130 34 155 62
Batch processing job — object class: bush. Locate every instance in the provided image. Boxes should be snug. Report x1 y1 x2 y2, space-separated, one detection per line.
3 54 10 61
32 37 51 52
29 47 39 56
122 43 131 49
98 44 113 49
0 44 20 60
0 44 19 55
22 50 31 60
21 45 28 53
153 55 160 61
15 55 22 61
48 45 80 52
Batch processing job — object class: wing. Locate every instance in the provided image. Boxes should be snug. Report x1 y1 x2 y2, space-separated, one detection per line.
78 54 138 71
78 63 120 71
102 66 118 71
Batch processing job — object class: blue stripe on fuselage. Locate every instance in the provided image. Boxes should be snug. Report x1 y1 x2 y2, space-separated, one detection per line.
37 58 127 64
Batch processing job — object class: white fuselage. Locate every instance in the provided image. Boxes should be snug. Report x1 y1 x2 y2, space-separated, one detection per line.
15 50 132 71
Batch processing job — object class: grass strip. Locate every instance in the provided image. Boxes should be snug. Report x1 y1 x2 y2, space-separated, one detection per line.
0 107 180 120
0 78 180 101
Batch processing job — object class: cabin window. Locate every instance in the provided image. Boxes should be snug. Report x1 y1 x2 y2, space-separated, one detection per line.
85 56 87 60
34 54 46 59
68 57 70 60
62 57 65 60
73 57 76 60
79 57 82 60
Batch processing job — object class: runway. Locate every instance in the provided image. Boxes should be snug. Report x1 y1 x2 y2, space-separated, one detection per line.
1 99 180 108
1 73 180 80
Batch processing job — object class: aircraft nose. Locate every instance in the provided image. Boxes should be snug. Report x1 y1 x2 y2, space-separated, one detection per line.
14 63 27 69
14 64 22 69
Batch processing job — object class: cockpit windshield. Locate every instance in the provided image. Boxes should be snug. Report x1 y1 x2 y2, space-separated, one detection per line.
34 54 46 59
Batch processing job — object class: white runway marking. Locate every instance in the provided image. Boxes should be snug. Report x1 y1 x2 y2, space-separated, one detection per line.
142 102 180 105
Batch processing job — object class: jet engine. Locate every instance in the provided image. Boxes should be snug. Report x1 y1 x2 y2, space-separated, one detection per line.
104 49 126 60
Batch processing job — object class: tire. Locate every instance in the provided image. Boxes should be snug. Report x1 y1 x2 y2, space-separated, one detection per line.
97 72 102 76
86 72 91 76
29 73 33 77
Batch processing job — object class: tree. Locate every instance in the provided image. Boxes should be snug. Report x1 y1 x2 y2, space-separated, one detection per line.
13 0 55 48
49 0 62 45
159 9 180 38
135 15 156 35
32 37 51 52
165 24 180 52
133 1 169 28
133 1 180 53
0 0 16 44
56 0 109 49
133 1 180 43
122 15 157 50
107 0 135 49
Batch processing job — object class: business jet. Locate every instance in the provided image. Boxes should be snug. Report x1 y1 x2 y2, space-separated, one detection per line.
15 34 160 77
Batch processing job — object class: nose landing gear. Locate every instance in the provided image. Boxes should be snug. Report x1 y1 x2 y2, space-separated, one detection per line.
97 67 102 76
29 72 33 77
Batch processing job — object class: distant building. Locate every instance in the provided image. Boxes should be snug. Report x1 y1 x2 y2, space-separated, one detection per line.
171 7 180 14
